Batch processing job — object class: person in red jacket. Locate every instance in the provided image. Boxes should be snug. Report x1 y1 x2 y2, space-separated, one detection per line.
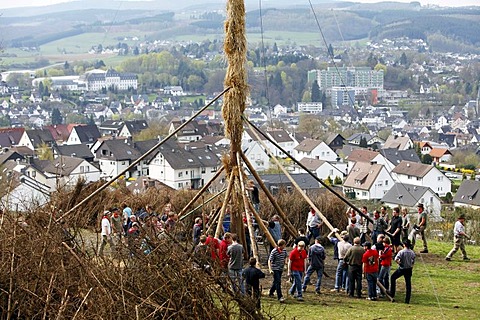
378 237 393 294
219 232 232 270
287 241 308 301
362 241 379 301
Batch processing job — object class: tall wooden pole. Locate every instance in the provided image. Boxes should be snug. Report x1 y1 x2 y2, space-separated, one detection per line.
236 152 259 264
215 170 236 239
241 152 297 238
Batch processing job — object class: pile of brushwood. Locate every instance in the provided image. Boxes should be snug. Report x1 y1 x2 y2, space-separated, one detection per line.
0 180 346 319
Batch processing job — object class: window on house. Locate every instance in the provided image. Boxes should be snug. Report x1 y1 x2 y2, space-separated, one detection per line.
179 172 183 178
437 176 443 181
385 180 389 186
362 191 367 196
32 171 36 178
80 166 84 173
211 167 217 172
408 175 412 179
201 168 206 174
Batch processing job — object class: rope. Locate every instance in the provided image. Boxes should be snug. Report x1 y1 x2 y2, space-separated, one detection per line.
416 252 447 319
258 0 273 127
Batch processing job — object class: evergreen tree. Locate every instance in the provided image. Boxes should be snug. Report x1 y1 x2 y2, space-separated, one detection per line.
400 52 408 66
359 137 368 148
311 80 320 102
51 108 63 125
328 43 334 57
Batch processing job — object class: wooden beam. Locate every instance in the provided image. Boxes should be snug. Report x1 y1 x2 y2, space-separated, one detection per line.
215 169 236 239
240 152 297 238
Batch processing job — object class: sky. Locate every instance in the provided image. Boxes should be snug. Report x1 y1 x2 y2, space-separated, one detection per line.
0 0 479 9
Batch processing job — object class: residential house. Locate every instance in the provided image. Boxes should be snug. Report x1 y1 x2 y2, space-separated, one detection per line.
266 129 297 158
44 124 74 145
30 156 101 190
0 170 50 212
169 119 209 142
438 133 457 148
53 144 95 162
419 141 433 155
256 173 323 196
94 138 143 179
148 141 222 190
273 104 288 116
295 157 344 181
10 93 23 104
98 120 124 137
118 120 149 138
346 133 383 148
0 128 24 148
65 125 101 148
0 149 24 165
343 162 394 200
163 86 185 96
127 176 174 194
18 128 56 151
379 148 421 170
242 129 271 172
453 180 480 209
383 134 414 150
48 93 62 102
429 148 453 163
381 183 442 221
324 133 345 151
29 92 42 103
391 160 451 196
294 139 337 162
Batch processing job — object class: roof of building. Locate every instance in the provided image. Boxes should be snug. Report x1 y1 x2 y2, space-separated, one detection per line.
343 162 384 190
383 135 412 149
452 180 480 206
392 160 433 177
347 148 379 163
26 128 56 147
298 157 327 171
73 125 101 144
294 138 322 152
54 144 94 160
380 148 421 166
429 148 452 158
381 183 434 207
267 129 293 143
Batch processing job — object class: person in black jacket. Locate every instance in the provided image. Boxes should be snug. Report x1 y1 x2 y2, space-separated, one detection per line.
243 257 266 310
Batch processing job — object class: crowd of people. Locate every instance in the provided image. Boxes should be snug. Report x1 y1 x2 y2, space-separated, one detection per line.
97 188 472 310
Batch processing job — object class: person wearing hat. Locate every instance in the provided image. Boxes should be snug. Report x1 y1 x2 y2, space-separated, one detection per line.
331 230 352 293
99 210 115 257
445 214 470 261
389 239 416 304
409 203 428 253
362 241 379 301
246 180 260 212
302 236 326 294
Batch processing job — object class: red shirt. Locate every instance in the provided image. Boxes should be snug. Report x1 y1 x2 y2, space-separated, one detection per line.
362 249 379 273
379 245 392 267
205 236 220 260
289 247 307 272
219 239 230 268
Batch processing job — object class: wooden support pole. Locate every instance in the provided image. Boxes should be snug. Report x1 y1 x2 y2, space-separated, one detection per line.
243 116 373 225
177 166 225 219
215 169 236 239
244 120 342 241
236 151 259 265
179 189 226 222
245 192 277 249
240 152 297 238
55 87 231 223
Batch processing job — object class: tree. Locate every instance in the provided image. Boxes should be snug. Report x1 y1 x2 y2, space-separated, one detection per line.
328 44 334 57
334 176 342 185
38 142 53 160
359 137 368 148
400 52 408 66
422 154 433 165
51 108 63 125
311 80 320 102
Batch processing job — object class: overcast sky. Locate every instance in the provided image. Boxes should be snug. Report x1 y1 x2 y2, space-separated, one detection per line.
1 0 479 9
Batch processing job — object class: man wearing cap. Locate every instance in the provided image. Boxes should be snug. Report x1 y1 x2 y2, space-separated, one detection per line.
389 239 416 304
362 241 379 301
99 210 115 256
344 237 365 298
302 236 326 294
331 231 351 293
445 214 470 261
409 203 428 253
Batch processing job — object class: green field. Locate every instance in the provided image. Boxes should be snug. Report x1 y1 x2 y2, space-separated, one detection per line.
262 240 480 319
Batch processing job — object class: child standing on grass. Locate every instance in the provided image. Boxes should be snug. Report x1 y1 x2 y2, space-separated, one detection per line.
243 257 265 310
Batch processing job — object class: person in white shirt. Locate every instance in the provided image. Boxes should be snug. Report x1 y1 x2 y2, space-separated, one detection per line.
99 210 115 256
445 214 470 261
